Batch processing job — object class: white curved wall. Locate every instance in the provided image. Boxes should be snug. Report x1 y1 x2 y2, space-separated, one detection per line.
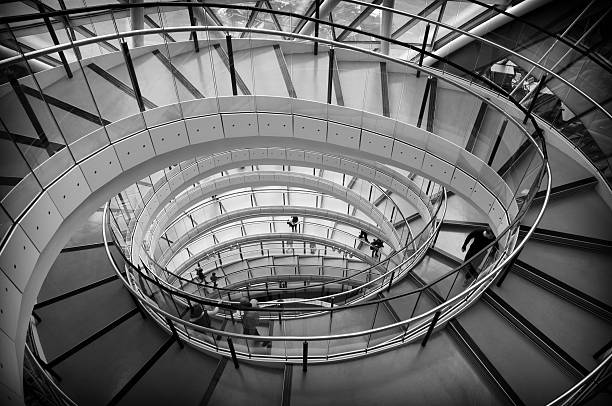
0 96 517 400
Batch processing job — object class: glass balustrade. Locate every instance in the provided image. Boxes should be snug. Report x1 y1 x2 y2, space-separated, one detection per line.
1 0 549 357
1 0 577 401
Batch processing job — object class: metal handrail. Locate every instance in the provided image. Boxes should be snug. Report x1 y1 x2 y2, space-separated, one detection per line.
548 352 612 405
125 175 444 300
0 1 607 125
0 2 559 400
24 324 78 406
117 165 446 297
143 181 411 261
118 194 445 306
145 160 416 242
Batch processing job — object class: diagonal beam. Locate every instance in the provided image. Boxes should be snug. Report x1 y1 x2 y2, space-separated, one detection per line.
273 44 297 98
391 0 443 39
151 50 205 99
212 43 251 95
1 39 61 68
8 76 55 156
380 62 390 117
297 0 341 35
240 0 264 38
465 101 488 153
24 0 119 53
337 0 383 41
86 63 157 109
20 85 111 126
0 129 65 152
264 1 286 37
433 8 500 51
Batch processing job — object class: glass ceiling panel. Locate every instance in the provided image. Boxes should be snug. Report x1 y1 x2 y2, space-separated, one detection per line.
331 1 380 42
154 8 192 43
268 0 314 32
216 2 255 28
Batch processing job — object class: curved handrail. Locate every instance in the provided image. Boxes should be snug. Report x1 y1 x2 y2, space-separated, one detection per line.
118 191 446 306
0 2 560 401
102 157 548 342
143 157 419 238
124 163 444 301
24 323 78 406
78 29 551 314
141 169 415 261
0 1 607 126
109 185 516 316
548 352 612 405
1 16 549 334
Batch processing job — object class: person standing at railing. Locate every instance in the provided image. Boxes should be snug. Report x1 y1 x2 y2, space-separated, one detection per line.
358 230 369 243
287 216 299 232
195 264 204 281
370 238 384 257
461 228 497 286
188 301 220 341
239 297 271 348
210 272 219 287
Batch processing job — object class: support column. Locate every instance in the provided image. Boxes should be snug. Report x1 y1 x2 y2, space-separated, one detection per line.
130 0 145 48
379 0 395 55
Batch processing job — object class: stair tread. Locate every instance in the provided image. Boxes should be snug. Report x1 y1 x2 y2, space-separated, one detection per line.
458 301 577 405
53 315 168 406
38 245 121 302
208 362 284 406
117 343 219 406
523 186 612 240
289 330 508 406
520 239 612 308
495 271 612 370
36 279 135 361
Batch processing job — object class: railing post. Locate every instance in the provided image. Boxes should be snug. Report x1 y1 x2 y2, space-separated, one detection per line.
386 270 395 292
314 0 320 55
421 310 441 347
187 1 199 52
496 248 521 287
523 74 547 124
120 41 145 111
226 35 238 96
38 4 72 78
166 317 184 348
327 47 335 104
416 24 430 79
227 337 240 369
302 341 308 372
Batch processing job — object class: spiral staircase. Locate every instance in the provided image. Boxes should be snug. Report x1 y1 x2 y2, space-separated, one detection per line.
0 1 611 405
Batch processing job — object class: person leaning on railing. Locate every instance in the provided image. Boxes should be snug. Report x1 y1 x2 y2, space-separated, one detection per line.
188 301 221 341
239 297 271 348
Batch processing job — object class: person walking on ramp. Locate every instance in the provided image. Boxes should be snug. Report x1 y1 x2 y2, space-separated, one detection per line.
461 228 497 286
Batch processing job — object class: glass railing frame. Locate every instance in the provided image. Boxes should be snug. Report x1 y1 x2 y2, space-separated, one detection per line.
0 3 561 402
